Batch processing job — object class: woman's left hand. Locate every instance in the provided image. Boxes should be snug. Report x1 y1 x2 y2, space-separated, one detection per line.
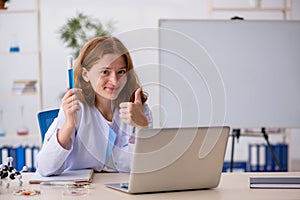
119 88 148 128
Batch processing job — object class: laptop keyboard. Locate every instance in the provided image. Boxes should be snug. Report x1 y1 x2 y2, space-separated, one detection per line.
120 183 129 189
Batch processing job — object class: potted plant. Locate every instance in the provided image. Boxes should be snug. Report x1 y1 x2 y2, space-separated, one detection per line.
58 12 115 58
0 0 9 9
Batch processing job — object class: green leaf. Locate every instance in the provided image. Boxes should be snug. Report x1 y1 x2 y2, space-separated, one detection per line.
57 12 116 58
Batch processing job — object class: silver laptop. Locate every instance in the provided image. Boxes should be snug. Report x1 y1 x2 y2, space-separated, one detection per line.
105 126 230 194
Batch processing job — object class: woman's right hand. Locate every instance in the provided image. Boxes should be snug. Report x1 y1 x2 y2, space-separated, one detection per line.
61 88 81 129
57 88 81 149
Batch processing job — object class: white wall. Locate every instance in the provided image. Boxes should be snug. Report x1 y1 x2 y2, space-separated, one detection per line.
39 0 206 128
5 0 300 170
39 0 300 122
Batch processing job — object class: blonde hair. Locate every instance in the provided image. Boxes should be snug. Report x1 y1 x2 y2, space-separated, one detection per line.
74 36 147 107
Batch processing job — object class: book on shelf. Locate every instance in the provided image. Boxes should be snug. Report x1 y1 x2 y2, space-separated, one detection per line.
248 143 288 172
12 79 37 94
0 146 40 172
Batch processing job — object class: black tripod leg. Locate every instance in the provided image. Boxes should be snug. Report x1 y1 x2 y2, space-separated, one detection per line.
261 128 282 171
230 133 235 172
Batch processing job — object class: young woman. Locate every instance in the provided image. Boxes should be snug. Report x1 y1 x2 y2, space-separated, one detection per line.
37 36 153 176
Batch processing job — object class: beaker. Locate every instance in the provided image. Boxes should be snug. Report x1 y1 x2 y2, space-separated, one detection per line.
16 105 29 136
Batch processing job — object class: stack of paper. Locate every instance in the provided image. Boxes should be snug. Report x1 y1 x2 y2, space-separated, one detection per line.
29 169 94 184
12 80 37 94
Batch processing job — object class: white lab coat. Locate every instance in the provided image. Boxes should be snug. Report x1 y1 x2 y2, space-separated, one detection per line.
36 102 153 176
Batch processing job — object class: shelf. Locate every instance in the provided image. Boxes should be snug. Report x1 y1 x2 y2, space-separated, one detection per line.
0 134 41 147
0 9 36 14
211 7 291 12
0 0 42 140
207 0 292 20
0 92 39 97
0 51 39 55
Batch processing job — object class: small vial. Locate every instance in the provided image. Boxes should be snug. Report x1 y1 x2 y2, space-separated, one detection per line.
67 55 75 89
9 34 20 53
0 109 6 137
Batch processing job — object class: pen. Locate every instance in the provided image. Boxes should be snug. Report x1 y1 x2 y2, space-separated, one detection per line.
40 181 76 186
67 55 75 89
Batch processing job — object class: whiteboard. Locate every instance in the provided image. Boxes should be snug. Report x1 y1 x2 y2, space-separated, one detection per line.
159 20 300 128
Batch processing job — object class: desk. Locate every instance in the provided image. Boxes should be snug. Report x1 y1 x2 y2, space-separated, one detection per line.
1 172 299 199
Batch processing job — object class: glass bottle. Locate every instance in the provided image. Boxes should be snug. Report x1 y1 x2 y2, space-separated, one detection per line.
0 109 6 137
9 34 20 53
16 105 29 136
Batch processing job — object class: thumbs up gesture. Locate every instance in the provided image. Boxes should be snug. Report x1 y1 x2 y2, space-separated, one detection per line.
119 88 148 128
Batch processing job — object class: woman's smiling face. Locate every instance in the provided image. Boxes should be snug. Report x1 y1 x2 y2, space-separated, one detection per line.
82 53 127 101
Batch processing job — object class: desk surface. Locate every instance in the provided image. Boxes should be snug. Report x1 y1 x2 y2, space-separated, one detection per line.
1 172 299 199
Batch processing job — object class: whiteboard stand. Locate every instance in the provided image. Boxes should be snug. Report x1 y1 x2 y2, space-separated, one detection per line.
230 128 283 172
230 129 241 172
261 128 282 171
